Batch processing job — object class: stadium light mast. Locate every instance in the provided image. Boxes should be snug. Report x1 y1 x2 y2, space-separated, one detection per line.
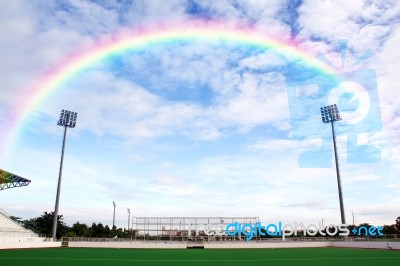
127 208 131 231
113 201 116 229
52 109 77 241
320 104 346 224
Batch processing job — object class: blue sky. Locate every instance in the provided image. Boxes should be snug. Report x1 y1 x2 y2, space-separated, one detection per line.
0 0 399 228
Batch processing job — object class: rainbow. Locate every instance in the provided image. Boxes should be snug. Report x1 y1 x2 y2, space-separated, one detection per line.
2 20 338 162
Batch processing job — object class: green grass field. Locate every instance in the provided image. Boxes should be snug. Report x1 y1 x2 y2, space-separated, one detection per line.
0 247 399 266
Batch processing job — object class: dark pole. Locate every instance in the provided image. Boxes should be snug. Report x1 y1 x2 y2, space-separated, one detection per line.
52 125 67 241
52 110 77 241
127 208 131 231
321 104 346 225
113 202 116 229
331 120 346 224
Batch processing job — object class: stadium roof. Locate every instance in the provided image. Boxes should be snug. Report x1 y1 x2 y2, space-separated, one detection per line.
0 169 31 191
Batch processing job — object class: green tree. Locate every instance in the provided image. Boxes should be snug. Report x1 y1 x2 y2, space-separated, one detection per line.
22 211 69 239
70 222 90 237
89 222 112 238
9 216 23 225
382 224 397 234
396 216 400 233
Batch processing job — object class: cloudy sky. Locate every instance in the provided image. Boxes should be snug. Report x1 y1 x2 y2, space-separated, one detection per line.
0 0 399 228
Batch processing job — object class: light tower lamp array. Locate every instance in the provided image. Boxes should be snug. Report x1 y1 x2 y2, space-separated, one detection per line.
52 109 77 241
320 104 346 224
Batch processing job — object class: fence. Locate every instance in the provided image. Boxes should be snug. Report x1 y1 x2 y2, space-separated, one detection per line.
63 234 400 243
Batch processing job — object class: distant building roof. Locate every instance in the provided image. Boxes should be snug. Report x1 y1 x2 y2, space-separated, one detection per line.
0 169 31 191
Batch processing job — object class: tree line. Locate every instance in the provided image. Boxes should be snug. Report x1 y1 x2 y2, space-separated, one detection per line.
255 216 400 238
9 212 400 239
10 211 135 239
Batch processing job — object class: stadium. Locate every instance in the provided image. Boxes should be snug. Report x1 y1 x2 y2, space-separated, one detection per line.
1 1 400 265
1 166 399 265
1 167 399 264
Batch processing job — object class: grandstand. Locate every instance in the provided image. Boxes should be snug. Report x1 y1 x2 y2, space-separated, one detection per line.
0 169 61 248
0 168 38 241
0 208 40 241
0 168 31 191
0 168 38 242
0 208 61 249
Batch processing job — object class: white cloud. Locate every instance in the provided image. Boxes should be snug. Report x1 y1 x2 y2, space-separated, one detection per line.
239 51 287 69
248 138 321 152
298 0 400 53
119 0 189 25
0 0 398 227
298 0 364 39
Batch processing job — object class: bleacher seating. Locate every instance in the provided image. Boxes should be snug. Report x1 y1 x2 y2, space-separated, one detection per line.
0 209 41 241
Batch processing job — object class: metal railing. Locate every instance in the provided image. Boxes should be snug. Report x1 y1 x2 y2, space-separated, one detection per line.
0 208 13 217
62 234 400 243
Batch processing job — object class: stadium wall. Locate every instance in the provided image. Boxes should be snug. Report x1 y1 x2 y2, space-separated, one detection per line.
68 242 188 249
0 241 61 249
68 241 330 249
0 236 45 243
331 241 400 250
205 242 330 249
67 241 400 250
1 240 398 250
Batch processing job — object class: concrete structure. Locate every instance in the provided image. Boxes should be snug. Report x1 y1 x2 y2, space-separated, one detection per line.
0 242 61 249
0 209 39 240
66 240 400 250
0 209 61 249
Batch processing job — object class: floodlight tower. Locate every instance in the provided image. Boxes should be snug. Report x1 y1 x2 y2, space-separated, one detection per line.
320 104 346 224
127 208 131 231
52 109 77 241
113 201 116 229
